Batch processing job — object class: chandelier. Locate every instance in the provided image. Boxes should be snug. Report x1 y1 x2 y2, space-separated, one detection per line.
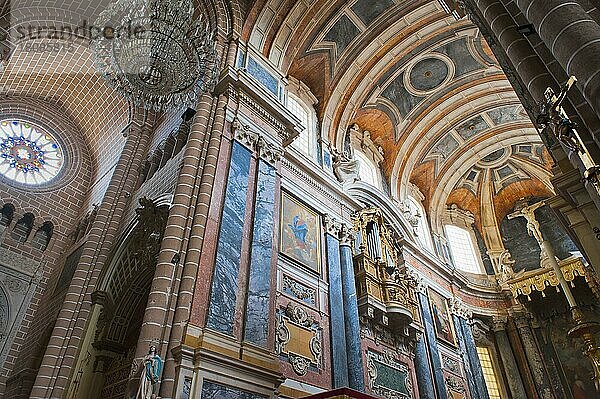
91 0 220 111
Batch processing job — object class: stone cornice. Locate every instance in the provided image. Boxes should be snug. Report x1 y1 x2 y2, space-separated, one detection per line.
215 66 302 147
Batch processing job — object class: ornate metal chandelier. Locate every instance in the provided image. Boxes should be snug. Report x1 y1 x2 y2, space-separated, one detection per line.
91 0 220 111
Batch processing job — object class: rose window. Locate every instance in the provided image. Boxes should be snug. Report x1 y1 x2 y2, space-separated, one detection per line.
0 120 64 185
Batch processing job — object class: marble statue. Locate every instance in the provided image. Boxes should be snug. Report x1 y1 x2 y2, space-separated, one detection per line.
331 144 359 183
136 346 163 399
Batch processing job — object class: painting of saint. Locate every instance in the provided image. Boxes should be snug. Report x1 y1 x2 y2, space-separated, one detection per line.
428 289 456 345
280 192 321 272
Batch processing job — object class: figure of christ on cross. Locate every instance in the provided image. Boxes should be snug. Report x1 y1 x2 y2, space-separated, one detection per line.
507 200 546 245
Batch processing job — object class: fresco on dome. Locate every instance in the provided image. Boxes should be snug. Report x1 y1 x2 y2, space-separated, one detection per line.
280 192 321 272
428 288 456 346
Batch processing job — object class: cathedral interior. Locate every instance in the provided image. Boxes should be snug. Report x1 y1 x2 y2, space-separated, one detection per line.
1 0 600 398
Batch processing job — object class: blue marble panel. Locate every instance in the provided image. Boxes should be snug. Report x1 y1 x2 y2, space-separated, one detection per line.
437 37 483 77
324 15 361 58
381 73 424 118
247 56 279 96
206 142 251 335
340 244 365 391
459 318 490 399
201 381 267 399
182 377 192 399
452 315 479 398
456 115 489 140
414 336 437 398
487 105 522 125
326 234 349 388
431 134 460 159
350 0 394 25
419 292 448 399
409 58 449 91
244 160 277 347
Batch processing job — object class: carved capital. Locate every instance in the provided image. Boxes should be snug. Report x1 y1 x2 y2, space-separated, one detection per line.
449 296 472 319
338 223 354 246
323 214 341 236
232 117 259 150
257 137 283 165
492 315 508 332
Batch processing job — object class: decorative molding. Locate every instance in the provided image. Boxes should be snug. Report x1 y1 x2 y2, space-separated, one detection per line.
449 296 472 319
281 275 316 305
0 249 41 277
445 374 466 393
491 315 508 332
338 223 354 246
506 256 594 299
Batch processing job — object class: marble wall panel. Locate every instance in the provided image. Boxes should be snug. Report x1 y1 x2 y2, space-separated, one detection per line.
206 142 252 335
244 160 277 346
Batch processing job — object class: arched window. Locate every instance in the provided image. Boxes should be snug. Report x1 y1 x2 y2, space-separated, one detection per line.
0 204 15 229
355 151 380 188
408 196 434 251
31 221 53 251
288 93 317 159
444 224 482 273
11 212 34 243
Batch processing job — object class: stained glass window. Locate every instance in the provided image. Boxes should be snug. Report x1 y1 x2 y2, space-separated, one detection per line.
0 119 64 185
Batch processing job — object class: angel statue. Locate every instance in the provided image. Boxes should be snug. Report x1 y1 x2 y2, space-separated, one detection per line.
135 345 163 399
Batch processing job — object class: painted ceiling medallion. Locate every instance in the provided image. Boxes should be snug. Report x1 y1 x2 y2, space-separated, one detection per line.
91 0 220 111
0 120 64 185
405 55 453 95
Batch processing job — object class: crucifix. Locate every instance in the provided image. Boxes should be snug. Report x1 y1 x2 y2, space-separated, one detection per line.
509 199 600 391
508 199 578 307
537 76 600 202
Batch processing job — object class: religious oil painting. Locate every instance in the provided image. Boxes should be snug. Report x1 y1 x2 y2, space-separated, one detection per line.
428 288 456 345
280 192 321 272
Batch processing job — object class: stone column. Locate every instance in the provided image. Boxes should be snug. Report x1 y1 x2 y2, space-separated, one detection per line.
452 314 480 398
338 224 365 391
418 290 448 399
324 216 349 388
492 317 528 398
413 333 436 398
472 0 554 102
515 0 600 120
513 312 555 399
31 114 154 399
